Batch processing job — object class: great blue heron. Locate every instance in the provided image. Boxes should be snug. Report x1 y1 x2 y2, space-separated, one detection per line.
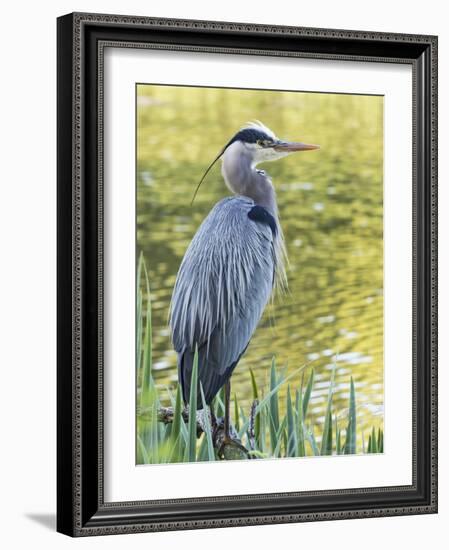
170 121 319 450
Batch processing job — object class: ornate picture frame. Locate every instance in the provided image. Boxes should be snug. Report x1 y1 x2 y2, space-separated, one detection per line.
57 12 437 536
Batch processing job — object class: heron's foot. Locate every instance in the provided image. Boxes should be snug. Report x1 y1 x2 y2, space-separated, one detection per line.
217 435 249 459
212 417 239 439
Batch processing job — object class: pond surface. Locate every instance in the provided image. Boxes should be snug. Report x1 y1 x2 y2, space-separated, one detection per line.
137 84 384 444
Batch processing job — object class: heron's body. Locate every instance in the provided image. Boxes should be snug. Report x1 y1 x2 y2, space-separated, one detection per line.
169 122 318 428
170 195 280 405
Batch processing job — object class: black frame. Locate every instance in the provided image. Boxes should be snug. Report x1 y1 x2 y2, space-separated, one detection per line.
57 12 438 537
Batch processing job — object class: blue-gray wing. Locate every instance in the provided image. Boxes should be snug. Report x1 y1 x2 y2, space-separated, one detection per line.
169 196 277 405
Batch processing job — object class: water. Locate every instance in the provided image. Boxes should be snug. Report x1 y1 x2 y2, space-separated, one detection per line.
137 84 384 441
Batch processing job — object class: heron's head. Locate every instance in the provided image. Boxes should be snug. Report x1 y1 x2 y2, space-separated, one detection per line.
191 121 319 204
223 121 319 166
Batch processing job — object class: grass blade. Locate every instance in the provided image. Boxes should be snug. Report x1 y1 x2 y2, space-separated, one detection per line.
320 405 333 455
137 434 149 464
302 368 315 418
286 385 297 457
268 359 280 452
214 387 225 419
234 393 240 433
170 384 184 462
273 416 287 457
320 365 335 455
306 427 320 456
140 259 153 409
378 428 384 453
371 426 378 453
249 368 259 400
295 388 306 457
344 377 357 455
336 415 342 455
136 252 144 372
239 406 248 437
197 436 208 461
185 346 199 462
200 384 215 461
136 289 143 372
150 401 159 464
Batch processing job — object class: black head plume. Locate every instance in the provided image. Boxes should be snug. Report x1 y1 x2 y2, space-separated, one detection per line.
190 146 226 206
190 123 275 205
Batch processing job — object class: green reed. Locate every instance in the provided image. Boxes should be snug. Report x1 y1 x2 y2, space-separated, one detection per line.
136 254 384 464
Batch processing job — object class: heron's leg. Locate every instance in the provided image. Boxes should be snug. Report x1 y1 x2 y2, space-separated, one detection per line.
209 401 217 427
217 379 249 458
209 401 218 441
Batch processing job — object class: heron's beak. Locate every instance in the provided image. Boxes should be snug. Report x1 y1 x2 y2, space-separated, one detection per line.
274 141 320 152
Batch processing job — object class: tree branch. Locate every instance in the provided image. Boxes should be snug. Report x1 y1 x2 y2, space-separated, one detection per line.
154 406 249 460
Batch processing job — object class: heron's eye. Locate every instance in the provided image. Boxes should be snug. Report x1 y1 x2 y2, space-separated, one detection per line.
257 139 271 147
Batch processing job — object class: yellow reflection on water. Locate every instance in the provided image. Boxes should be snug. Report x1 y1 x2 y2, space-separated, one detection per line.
137 84 384 444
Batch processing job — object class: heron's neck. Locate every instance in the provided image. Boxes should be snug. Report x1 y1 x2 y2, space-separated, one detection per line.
221 144 278 216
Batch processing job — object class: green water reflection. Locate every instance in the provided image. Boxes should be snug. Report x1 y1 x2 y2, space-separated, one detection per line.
137 84 384 442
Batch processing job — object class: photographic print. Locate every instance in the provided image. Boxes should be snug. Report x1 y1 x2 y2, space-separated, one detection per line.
136 84 384 464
